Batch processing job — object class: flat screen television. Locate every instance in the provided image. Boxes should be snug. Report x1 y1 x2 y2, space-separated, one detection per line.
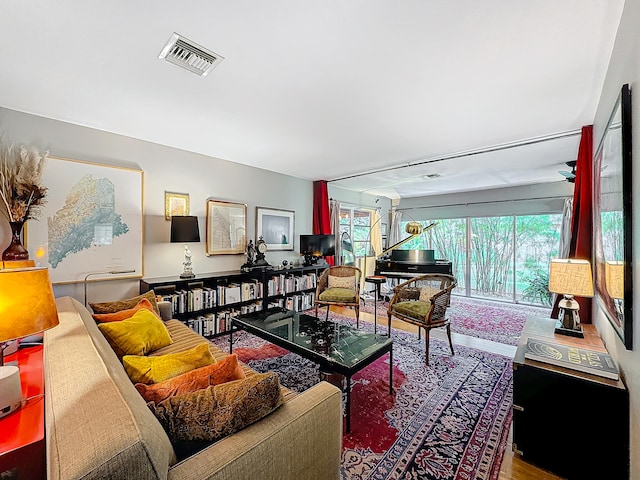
299 234 335 265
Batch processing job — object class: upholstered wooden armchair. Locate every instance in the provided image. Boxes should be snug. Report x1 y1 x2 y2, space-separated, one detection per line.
387 274 457 365
314 266 362 326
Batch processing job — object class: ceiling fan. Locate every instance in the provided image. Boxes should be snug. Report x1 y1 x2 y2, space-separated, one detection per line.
559 160 577 183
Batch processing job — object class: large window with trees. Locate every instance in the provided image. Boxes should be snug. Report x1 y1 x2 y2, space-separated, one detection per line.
339 207 373 258
400 213 561 306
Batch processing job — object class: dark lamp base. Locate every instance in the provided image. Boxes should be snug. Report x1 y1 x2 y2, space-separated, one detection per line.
179 272 195 279
554 324 585 338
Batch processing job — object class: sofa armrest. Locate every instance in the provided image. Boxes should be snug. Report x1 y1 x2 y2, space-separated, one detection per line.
167 382 342 480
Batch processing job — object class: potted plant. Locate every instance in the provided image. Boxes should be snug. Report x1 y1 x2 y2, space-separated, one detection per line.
0 141 48 260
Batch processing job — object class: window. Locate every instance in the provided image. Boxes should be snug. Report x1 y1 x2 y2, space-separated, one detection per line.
340 207 373 258
400 213 562 306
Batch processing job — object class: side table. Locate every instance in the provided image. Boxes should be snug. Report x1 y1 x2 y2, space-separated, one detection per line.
365 275 386 334
0 345 45 480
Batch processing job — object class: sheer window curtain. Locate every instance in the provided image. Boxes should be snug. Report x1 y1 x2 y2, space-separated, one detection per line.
329 199 341 263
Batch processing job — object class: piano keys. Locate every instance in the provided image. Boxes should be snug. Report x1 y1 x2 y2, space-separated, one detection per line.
375 249 453 278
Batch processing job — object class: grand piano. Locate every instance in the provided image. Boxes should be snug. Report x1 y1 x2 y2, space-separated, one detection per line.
375 249 453 279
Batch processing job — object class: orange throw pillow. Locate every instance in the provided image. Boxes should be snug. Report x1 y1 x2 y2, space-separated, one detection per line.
92 298 159 323
135 354 246 404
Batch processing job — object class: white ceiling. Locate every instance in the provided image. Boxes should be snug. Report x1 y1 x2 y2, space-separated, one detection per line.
0 1 624 199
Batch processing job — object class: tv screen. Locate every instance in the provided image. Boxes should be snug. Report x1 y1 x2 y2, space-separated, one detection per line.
299 234 335 257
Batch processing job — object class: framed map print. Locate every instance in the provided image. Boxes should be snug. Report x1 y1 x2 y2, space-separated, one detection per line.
27 156 144 284
205 199 246 255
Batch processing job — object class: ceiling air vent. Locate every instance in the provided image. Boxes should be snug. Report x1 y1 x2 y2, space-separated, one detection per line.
422 173 442 179
159 33 224 77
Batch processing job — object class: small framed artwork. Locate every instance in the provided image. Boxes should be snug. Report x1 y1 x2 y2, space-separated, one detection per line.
256 207 294 251
165 191 190 220
206 199 247 255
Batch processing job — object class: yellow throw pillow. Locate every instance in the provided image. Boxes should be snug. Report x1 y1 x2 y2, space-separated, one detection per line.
124 342 214 384
98 308 173 357
328 275 355 290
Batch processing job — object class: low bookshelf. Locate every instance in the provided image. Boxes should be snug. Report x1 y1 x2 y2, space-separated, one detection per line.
140 265 325 338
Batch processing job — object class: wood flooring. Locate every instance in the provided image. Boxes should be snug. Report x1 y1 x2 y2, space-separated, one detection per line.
331 305 564 480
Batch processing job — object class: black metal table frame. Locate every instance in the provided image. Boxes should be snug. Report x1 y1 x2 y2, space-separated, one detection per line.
230 316 393 433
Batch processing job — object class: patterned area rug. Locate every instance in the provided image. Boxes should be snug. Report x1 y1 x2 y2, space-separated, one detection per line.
212 313 513 480
360 295 551 346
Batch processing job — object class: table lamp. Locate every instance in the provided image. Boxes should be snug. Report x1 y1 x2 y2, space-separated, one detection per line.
548 258 594 338
170 215 200 279
0 266 59 418
605 260 625 320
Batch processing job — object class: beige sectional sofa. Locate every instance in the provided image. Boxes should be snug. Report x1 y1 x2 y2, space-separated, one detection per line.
44 296 342 480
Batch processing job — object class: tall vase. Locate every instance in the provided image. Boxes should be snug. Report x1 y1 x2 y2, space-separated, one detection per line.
2 220 29 261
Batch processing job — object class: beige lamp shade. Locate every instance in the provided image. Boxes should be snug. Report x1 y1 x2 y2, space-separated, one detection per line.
0 267 59 343
548 259 594 298
605 261 625 299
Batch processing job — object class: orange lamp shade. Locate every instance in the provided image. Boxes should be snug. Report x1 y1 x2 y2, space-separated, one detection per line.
0 267 59 343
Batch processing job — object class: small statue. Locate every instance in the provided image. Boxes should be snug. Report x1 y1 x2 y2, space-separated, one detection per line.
241 240 256 271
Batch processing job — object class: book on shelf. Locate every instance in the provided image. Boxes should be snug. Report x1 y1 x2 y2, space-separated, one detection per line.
524 337 619 380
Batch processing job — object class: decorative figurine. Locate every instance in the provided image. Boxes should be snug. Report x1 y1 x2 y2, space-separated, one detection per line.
241 239 256 272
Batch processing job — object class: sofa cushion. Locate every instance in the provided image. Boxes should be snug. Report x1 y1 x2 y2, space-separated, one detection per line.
124 342 214 384
392 300 432 320
319 287 356 303
150 372 284 444
135 354 246 404
90 290 160 315
98 309 173 357
92 298 159 323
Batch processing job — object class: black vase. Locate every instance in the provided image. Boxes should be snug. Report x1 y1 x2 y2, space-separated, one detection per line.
2 220 29 261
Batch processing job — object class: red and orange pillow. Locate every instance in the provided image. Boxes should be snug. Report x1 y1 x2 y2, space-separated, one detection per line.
92 298 159 323
135 354 246 403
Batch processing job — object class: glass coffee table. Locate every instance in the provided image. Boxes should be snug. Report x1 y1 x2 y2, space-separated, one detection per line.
230 308 393 433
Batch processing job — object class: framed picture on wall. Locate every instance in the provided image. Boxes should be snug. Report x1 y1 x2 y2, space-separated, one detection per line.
205 199 246 255
27 156 143 284
256 207 294 251
164 191 189 220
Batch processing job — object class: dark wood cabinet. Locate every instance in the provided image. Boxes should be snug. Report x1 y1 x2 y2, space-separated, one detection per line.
512 317 629 479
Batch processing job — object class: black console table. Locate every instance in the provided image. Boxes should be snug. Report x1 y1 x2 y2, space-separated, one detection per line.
512 317 629 479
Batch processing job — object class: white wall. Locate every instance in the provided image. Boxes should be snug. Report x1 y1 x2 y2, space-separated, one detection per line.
592 0 640 476
0 108 313 303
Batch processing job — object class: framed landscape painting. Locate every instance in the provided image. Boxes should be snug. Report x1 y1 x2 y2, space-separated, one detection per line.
256 207 294 251
27 156 144 284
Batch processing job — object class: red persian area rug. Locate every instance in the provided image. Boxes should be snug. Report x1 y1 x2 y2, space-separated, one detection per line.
212 312 513 480
361 295 551 346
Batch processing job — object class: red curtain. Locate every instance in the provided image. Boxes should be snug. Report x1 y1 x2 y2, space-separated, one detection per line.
312 180 334 265
551 125 593 322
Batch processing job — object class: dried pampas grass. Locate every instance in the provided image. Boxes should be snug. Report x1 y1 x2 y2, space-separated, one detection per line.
0 141 49 222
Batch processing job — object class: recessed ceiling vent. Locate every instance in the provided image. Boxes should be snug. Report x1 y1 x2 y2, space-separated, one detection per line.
422 173 442 179
159 33 224 77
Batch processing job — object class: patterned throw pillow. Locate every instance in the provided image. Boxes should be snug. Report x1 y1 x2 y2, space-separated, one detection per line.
90 290 160 316
124 342 214 384
98 308 173 357
135 354 246 404
92 298 159 323
150 372 284 444
328 275 355 290
419 286 440 303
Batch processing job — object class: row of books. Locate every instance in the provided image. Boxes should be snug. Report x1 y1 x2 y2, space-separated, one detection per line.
266 272 317 296
268 293 315 312
160 280 264 314
183 302 265 336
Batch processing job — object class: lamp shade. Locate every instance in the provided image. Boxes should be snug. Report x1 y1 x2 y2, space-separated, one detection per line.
548 259 594 298
605 261 625 299
0 267 59 343
170 216 200 243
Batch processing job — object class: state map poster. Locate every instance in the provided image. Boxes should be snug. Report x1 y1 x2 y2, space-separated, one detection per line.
27 156 144 284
